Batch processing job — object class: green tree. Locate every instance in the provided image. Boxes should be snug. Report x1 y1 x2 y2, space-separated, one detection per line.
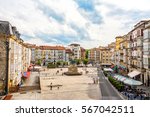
63 61 68 66
75 59 81 65
47 62 56 68
83 59 88 65
37 59 41 66
85 49 89 59
56 61 61 66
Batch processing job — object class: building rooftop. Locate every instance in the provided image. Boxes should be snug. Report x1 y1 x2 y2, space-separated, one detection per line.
65 49 73 53
69 43 80 46
0 20 21 39
80 47 85 52
0 20 13 35
39 46 65 50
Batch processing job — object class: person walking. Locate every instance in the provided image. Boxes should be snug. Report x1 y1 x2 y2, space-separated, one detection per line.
50 83 53 90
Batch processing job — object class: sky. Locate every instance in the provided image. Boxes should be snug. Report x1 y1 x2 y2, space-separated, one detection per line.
0 0 150 49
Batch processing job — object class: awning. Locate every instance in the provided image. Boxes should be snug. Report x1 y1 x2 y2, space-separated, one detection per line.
101 63 112 66
104 68 113 72
123 79 142 86
113 74 142 86
128 70 141 78
113 74 126 82
120 65 126 68
34 66 42 69
22 72 30 78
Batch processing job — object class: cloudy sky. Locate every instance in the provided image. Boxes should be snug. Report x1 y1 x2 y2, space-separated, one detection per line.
0 0 150 48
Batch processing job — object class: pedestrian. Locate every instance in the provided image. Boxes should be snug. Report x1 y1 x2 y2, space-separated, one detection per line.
96 78 98 84
50 83 52 90
127 94 130 100
93 78 95 84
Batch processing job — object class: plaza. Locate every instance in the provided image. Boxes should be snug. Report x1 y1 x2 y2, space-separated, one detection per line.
11 67 101 100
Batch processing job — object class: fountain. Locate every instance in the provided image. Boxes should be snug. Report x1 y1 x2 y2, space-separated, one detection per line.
64 64 82 76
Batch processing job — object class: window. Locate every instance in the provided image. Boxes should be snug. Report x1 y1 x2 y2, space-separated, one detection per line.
144 29 150 39
143 58 148 65
143 42 150 52
137 29 141 37
141 29 143 36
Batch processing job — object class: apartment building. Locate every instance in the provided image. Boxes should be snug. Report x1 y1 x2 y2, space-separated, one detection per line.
143 21 150 86
118 35 128 75
115 36 124 66
0 21 31 95
0 21 10 95
88 48 100 64
22 43 31 73
29 44 36 63
126 32 132 74
109 42 116 64
81 47 86 60
128 21 149 83
31 45 68 65
99 46 111 65
65 48 73 64
69 43 81 59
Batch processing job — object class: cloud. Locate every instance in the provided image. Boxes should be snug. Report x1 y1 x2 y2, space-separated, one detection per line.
75 0 103 24
100 0 150 11
0 0 150 48
102 3 150 33
36 0 65 23
75 0 95 12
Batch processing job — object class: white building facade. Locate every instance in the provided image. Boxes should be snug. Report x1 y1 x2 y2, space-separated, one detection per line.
143 21 150 86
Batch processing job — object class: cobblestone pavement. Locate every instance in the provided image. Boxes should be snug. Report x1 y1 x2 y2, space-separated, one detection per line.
11 67 101 100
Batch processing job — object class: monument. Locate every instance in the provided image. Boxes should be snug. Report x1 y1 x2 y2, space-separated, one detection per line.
64 60 82 76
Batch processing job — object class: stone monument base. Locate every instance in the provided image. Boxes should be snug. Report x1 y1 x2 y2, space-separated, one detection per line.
64 65 82 76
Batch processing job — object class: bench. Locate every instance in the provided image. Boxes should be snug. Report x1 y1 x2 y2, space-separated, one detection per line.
49 84 63 90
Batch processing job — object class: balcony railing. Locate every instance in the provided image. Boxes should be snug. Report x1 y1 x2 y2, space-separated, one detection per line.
143 64 150 69
131 64 138 69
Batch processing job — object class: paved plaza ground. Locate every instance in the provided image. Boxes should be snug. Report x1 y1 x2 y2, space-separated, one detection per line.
11 67 102 100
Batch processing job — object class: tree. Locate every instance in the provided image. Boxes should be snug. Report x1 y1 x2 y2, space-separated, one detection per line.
47 62 56 68
85 50 89 59
83 59 88 65
63 61 68 66
56 61 61 66
37 59 41 66
75 59 81 65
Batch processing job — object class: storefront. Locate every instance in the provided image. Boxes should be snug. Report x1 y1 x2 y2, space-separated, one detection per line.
128 70 141 80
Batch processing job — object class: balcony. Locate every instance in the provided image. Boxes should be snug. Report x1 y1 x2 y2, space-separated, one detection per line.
130 38 133 42
131 64 138 69
119 52 123 55
143 64 150 69
132 56 137 60
137 57 142 61
120 59 123 63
